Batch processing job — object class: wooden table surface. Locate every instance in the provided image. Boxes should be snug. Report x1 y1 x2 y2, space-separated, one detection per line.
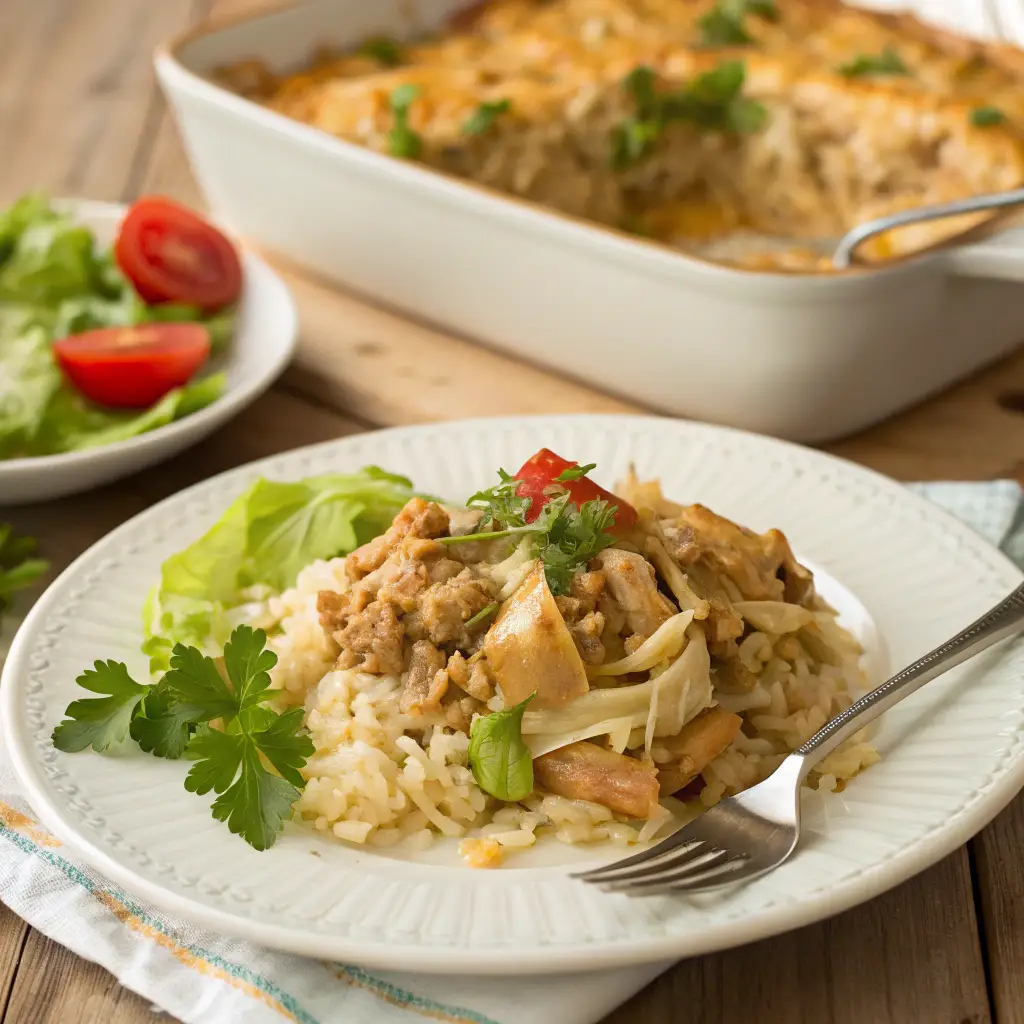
4 1 1024 1021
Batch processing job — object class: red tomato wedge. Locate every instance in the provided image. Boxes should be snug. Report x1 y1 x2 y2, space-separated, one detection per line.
115 196 242 312
53 324 211 409
513 448 638 533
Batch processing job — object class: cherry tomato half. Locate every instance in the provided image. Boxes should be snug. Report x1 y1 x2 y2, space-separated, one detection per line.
53 324 211 409
115 196 242 312
513 448 638 533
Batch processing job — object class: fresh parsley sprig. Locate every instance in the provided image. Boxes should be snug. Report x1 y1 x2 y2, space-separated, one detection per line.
556 462 596 482
466 468 532 529
0 524 47 632
533 495 618 596
610 61 767 171
440 469 618 595
388 83 423 159
52 625 314 851
51 661 149 753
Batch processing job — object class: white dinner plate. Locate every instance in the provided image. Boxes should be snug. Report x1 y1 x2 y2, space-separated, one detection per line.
0 200 297 506
3 415 1023 974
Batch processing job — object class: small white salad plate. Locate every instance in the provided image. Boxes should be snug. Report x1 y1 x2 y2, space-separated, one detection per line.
3 415 1024 974
0 200 297 507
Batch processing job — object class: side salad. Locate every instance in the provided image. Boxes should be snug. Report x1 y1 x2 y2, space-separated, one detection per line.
0 194 241 459
53 467 421 849
51 454 632 852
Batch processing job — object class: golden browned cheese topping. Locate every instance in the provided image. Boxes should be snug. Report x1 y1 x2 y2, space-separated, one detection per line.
215 0 1024 272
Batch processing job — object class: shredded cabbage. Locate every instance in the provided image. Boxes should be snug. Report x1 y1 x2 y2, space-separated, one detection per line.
522 623 713 756
589 611 693 677
733 600 813 634
649 624 711 738
524 713 646 757
645 539 710 620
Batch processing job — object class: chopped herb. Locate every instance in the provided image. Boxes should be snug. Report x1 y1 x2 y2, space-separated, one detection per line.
697 0 778 47
465 601 500 630
532 494 618 595
358 35 404 67
0 523 47 632
837 46 908 78
555 462 596 483
468 694 535 801
441 468 618 594
52 625 314 851
971 106 1006 127
610 118 662 171
611 60 767 170
388 83 423 159
466 468 531 530
462 99 512 136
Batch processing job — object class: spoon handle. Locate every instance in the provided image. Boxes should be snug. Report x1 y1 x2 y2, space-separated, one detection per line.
832 187 1024 269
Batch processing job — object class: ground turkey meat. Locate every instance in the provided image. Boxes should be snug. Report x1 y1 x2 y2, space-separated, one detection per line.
569 611 606 665
328 599 405 676
661 505 815 605
400 640 448 715
593 549 676 639
345 498 450 579
406 571 498 646
319 507 497 677
446 651 496 702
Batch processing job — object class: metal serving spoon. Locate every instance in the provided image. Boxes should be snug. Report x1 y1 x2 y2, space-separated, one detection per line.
831 186 1024 269
575 581 1024 896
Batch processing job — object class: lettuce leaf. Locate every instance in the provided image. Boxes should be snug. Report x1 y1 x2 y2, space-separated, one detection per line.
0 194 236 459
0 207 106 305
29 374 225 454
144 469 416 671
0 312 63 456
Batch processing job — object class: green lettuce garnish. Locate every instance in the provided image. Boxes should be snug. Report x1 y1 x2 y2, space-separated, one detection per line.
27 374 226 454
143 468 417 672
0 193 234 459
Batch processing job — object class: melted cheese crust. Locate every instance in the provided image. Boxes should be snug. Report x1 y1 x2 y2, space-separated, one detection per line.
216 0 1024 272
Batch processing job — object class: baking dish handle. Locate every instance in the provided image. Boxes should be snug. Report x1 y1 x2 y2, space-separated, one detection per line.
945 227 1024 282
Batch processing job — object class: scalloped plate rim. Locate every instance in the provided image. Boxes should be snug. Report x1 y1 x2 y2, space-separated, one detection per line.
3 414 1024 975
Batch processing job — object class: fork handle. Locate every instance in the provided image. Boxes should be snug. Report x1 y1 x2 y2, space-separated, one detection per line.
793 580 1024 772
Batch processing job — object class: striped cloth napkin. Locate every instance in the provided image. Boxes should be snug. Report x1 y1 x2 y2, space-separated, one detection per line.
0 480 1020 1024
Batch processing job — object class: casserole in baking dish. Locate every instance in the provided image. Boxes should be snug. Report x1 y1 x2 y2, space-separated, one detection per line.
155 0 1024 441
216 0 1024 270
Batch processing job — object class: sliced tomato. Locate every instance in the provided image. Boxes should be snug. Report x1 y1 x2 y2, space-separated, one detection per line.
513 448 638 532
53 324 211 409
115 196 242 312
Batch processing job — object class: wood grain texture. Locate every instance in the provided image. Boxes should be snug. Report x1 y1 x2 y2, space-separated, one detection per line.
973 793 1024 1024
0 0 206 205
2 0 1023 1021
3 930 163 1024
0 905 29 1021
607 853 992 1024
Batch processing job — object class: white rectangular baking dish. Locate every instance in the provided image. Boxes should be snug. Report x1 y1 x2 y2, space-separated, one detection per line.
155 0 1024 443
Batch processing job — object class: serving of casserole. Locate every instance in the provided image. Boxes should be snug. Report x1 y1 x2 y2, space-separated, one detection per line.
155 0 1024 442
215 0 1024 270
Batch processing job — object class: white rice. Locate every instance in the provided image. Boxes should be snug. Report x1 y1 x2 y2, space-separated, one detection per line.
256 556 878 867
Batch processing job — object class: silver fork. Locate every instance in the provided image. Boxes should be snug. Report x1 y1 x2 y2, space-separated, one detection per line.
574 581 1024 896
